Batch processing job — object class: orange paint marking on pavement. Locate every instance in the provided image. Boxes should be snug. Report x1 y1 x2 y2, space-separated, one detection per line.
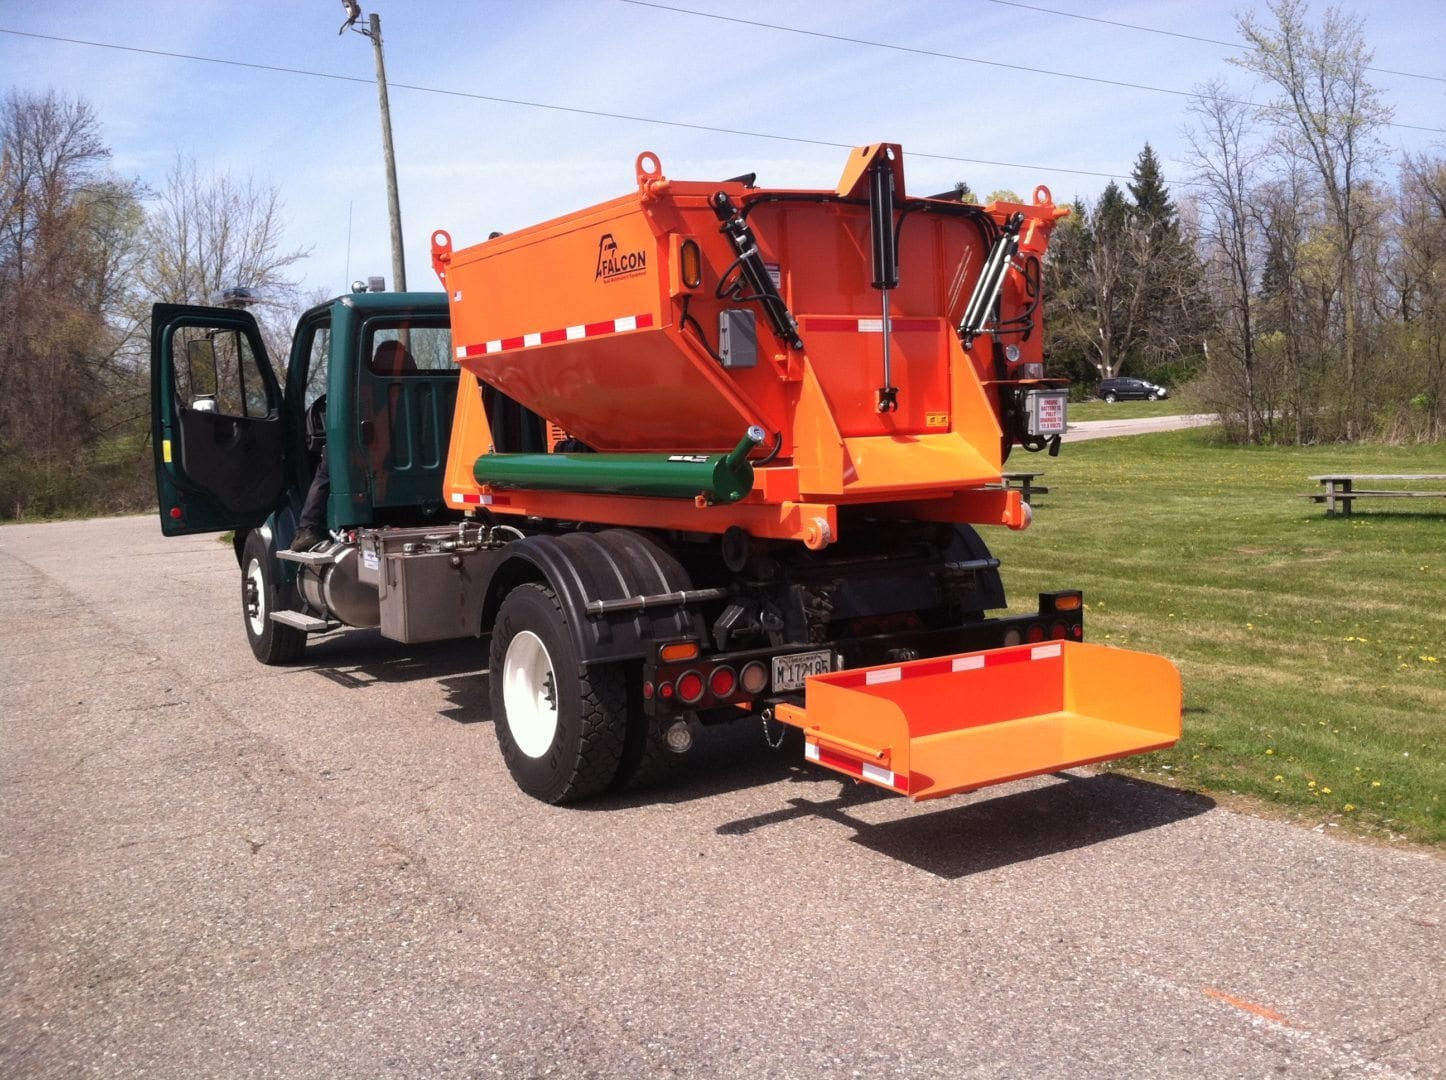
1202 987 1299 1028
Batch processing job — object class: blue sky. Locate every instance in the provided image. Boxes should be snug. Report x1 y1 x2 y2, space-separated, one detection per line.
4 0 1443 300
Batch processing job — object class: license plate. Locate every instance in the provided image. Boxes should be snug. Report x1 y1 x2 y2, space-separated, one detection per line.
772 649 832 692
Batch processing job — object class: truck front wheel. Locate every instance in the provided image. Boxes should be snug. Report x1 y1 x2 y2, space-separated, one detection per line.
241 530 306 665
490 583 628 803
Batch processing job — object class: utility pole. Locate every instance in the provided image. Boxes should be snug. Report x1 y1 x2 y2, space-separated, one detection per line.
340 2 406 291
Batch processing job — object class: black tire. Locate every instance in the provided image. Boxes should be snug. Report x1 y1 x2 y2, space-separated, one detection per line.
611 688 682 793
1103 392 1118 403
489 583 628 804
1147 391 1160 401
241 530 306 665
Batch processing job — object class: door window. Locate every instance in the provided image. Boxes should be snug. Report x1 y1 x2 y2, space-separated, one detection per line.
171 325 276 418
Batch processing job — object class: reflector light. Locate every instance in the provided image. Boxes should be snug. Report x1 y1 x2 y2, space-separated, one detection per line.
659 682 675 698
676 670 705 704
740 661 768 695
660 641 700 662
642 681 655 701
680 239 702 289
1027 624 1047 643
169 506 183 520
1072 624 1084 639
709 666 737 698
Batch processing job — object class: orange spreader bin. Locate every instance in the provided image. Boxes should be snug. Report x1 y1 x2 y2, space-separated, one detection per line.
773 641 1181 800
432 144 1067 542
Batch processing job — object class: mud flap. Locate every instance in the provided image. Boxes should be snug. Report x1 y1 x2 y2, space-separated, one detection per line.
774 641 1181 801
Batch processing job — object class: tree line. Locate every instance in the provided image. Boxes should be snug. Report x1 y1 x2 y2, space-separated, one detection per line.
0 90 306 518
1 1 1440 520
1037 0 1444 445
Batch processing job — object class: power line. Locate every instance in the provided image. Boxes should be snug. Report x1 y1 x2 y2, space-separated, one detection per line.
620 0 1446 134
0 27 1138 184
984 0 1446 84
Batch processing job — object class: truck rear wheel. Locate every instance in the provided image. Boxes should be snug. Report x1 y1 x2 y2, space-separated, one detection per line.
490 583 628 803
241 530 306 665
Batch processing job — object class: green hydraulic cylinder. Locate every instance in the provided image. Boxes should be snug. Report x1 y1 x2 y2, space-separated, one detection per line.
474 426 766 504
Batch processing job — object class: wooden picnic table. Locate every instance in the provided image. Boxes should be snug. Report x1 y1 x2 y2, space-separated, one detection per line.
1302 474 1446 517
999 471 1049 501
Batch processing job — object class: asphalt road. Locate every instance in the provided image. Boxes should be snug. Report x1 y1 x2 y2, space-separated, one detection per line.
1066 413 1218 441
2 516 1442 1079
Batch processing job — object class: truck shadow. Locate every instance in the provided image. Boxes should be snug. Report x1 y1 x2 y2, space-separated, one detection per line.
294 632 489 725
713 771 1215 879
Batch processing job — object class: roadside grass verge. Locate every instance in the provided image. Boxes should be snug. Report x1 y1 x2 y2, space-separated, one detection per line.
987 427 1446 846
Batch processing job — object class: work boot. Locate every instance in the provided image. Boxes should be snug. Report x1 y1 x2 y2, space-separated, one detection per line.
290 526 326 552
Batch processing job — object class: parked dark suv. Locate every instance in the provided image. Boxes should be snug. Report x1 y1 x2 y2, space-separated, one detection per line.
1097 377 1168 403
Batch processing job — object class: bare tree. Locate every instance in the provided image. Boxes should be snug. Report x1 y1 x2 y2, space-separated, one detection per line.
1391 155 1446 440
0 90 145 505
138 156 310 365
1188 81 1268 440
1235 0 1393 439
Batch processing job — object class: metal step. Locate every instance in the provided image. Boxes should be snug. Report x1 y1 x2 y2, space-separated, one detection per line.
270 611 335 632
276 548 340 566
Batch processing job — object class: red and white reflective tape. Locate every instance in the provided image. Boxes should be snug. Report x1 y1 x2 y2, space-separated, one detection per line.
805 740 909 795
836 642 1062 690
450 492 512 506
455 312 655 359
802 316 937 334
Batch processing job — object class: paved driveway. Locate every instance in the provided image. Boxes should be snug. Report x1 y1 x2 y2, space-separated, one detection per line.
2 516 1441 1078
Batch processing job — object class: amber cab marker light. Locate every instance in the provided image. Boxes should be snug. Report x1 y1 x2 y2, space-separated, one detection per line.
660 641 700 662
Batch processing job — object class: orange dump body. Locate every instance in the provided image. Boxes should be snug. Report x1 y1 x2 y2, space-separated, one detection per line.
433 145 1067 544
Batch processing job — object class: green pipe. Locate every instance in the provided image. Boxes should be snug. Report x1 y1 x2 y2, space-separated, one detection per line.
475 426 765 504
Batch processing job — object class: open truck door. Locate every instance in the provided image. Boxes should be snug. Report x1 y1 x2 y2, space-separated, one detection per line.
150 304 289 536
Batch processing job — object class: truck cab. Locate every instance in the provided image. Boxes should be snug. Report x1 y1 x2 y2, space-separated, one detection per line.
150 289 457 659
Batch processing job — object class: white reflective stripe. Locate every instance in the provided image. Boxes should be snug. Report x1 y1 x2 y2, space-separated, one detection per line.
566 324 586 340
615 315 638 332
857 318 884 333
865 667 902 685
523 332 542 347
952 655 986 672
861 762 896 787
804 741 820 762
451 493 465 503
485 339 503 354
454 346 467 359
1032 643 1063 660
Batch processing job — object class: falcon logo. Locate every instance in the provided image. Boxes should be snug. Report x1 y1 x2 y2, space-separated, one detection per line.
595 233 646 281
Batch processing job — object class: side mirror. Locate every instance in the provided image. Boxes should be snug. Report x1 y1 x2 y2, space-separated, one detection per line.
185 338 219 401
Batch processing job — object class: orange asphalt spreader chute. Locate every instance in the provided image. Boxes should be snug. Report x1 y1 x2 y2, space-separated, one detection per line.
775 641 1181 800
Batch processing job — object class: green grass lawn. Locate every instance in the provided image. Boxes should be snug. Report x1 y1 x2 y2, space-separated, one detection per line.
987 428 1446 846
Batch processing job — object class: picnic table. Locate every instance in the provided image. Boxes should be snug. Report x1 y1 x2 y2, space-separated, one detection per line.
1302 474 1446 517
997 471 1048 501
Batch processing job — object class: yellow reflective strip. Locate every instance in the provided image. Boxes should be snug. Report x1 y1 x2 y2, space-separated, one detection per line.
163 439 172 463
